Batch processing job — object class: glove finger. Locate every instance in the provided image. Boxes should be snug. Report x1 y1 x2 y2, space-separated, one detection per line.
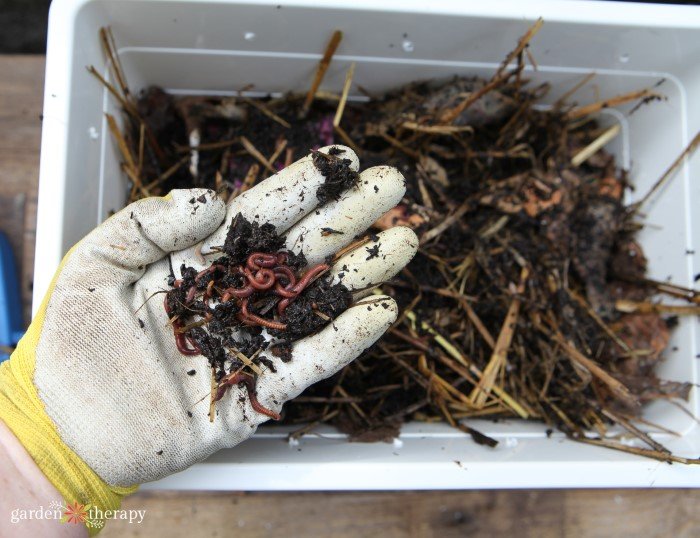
330 226 419 299
171 145 359 271
284 166 405 265
68 188 225 288
252 295 398 417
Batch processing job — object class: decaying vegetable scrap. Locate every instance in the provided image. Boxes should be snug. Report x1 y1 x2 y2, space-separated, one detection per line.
93 22 700 463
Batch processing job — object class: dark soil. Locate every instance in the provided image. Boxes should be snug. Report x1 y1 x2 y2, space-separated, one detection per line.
312 148 360 204
275 280 351 341
222 213 284 265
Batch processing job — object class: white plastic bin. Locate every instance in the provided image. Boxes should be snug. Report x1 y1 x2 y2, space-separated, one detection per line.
37 0 700 489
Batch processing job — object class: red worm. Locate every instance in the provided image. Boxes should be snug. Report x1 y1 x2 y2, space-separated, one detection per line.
195 264 226 282
274 283 297 299
244 267 275 290
222 285 254 301
214 372 280 420
236 315 260 328
272 266 297 298
185 286 197 304
239 299 287 331
164 295 201 356
169 252 328 355
277 297 292 314
273 266 296 286
255 268 276 287
247 252 278 270
237 313 286 331
277 263 330 314
176 332 201 356
293 264 330 294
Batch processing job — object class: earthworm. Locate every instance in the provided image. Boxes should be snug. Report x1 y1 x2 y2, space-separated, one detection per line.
185 286 197 304
247 252 278 270
274 283 297 299
214 372 280 420
222 285 254 302
164 295 201 356
195 264 226 282
169 252 330 353
277 263 330 314
292 264 330 294
175 331 201 356
272 266 297 298
277 297 292 314
237 311 287 331
239 299 287 331
244 267 275 290
273 265 296 286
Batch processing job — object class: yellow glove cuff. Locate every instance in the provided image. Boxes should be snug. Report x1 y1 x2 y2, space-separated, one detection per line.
0 247 137 535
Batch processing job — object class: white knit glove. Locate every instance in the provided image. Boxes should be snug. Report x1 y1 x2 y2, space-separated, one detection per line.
28 145 417 489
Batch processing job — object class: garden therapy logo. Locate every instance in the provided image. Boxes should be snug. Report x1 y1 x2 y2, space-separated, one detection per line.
61 501 90 526
9 500 146 528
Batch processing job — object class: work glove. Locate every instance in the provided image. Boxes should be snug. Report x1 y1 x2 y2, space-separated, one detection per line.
0 145 418 533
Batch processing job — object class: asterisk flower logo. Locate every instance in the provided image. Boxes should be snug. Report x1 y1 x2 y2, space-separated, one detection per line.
61 502 91 525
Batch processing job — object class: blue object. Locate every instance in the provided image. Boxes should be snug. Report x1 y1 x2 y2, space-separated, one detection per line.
0 233 24 362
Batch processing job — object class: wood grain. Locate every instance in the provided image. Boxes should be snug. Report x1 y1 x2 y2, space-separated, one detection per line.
0 54 43 323
101 489 699 537
1 54 697 538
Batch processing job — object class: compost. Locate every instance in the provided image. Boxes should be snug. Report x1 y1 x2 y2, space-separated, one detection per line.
96 24 700 462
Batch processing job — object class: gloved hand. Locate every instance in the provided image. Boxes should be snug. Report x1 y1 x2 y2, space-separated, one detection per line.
0 146 418 532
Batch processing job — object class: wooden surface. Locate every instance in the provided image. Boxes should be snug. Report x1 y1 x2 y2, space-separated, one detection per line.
0 54 40 324
2 54 698 538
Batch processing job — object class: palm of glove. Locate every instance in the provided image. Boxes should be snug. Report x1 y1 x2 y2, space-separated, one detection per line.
32 146 418 487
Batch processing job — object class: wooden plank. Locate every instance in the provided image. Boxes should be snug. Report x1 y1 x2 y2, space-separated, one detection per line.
0 55 44 323
565 489 700 537
102 490 565 537
100 489 699 537
1 55 698 538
